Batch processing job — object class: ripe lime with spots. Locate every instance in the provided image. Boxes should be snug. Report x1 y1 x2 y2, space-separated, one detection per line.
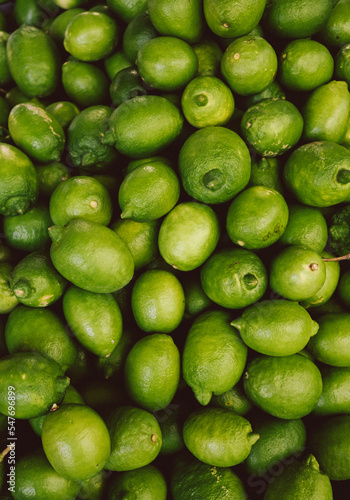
179 126 251 204
131 270 185 333
200 248 267 309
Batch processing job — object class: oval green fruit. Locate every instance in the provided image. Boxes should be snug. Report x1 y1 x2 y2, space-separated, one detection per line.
231 300 319 357
183 408 259 467
307 313 350 366
62 59 109 108
314 366 350 416
124 333 180 411
244 354 323 419
183 310 248 405
49 218 134 293
0 352 69 419
36 162 70 198
4 205 52 252
301 251 340 308
108 465 167 500
42 404 111 481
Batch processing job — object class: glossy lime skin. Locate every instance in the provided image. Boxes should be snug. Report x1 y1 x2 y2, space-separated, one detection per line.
123 11 158 63
42 404 111 481
49 7 85 42
104 50 132 80
221 36 277 96
284 141 350 207
0 352 69 419
308 313 350 367
49 219 134 294
179 126 251 204
200 248 267 309
8 103 65 163
183 408 259 467
64 11 118 62
62 60 109 108
124 333 180 411
183 310 248 406
46 101 80 130
4 205 52 252
231 300 319 357
314 366 350 416
301 251 340 308
0 143 38 216
106 95 183 158
108 465 167 500
270 246 326 301
6 25 60 97
107 0 148 23
319 0 350 47
63 285 123 357
5 305 77 372
12 451 81 500
335 42 350 86
244 354 323 419
241 98 303 157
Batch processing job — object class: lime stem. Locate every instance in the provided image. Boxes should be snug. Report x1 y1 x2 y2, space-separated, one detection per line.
323 252 350 262
0 445 14 463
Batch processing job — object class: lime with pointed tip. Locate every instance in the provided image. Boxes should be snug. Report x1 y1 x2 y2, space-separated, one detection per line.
42 404 111 481
181 76 234 128
200 248 267 309
183 407 259 467
221 36 277 96
183 310 248 406
270 246 326 301
131 270 185 333
0 263 18 314
118 161 180 222
105 405 162 471
226 186 289 250
231 299 319 357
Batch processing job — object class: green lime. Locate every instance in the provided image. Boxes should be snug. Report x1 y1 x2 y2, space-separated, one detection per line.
284 141 350 207
264 454 333 499
13 450 81 500
200 248 267 309
118 161 180 221
0 31 11 87
46 101 80 130
308 313 350 366
183 310 248 405
0 351 69 419
181 76 234 128
338 270 350 307
131 270 185 333
0 263 18 314
244 80 286 108
246 417 306 476
36 162 71 198
98 328 136 380
4 204 52 252
303 80 350 143
232 299 319 357
64 11 118 61
193 38 223 77
309 415 350 480
8 103 65 163
183 274 213 318
109 66 147 107
270 246 326 301
336 43 350 88
329 204 350 256
105 405 162 471
10 251 66 308
104 95 183 158
123 10 158 64
108 465 167 500
106 0 147 23
210 382 253 416
79 471 106 500
171 456 246 500
126 155 173 173
42 404 111 481
301 251 340 308
104 50 132 80
137 36 197 92
279 204 328 253
49 7 85 42
0 143 38 216
248 157 284 193
179 126 251 204
62 60 109 108
7 25 59 97
158 202 220 271
5 86 44 109
158 403 185 455
318 0 350 47
50 176 112 226
241 98 303 157
148 0 203 43
204 0 266 38
49 219 134 293
63 285 122 357
314 366 350 416
279 39 334 92
226 186 289 250
183 407 259 467
263 0 332 38
244 354 323 419
5 305 77 372
124 333 180 411
221 36 277 96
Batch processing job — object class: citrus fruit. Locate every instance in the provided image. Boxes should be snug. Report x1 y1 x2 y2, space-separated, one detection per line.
248 157 284 193
318 0 350 47
0 263 18 315
307 313 350 366
62 60 109 108
301 251 340 308
49 7 85 42
123 11 158 63
109 66 147 107
314 366 350 416
4 205 52 252
106 0 148 23
210 383 253 416
108 465 167 500
36 162 70 199
329 204 350 256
